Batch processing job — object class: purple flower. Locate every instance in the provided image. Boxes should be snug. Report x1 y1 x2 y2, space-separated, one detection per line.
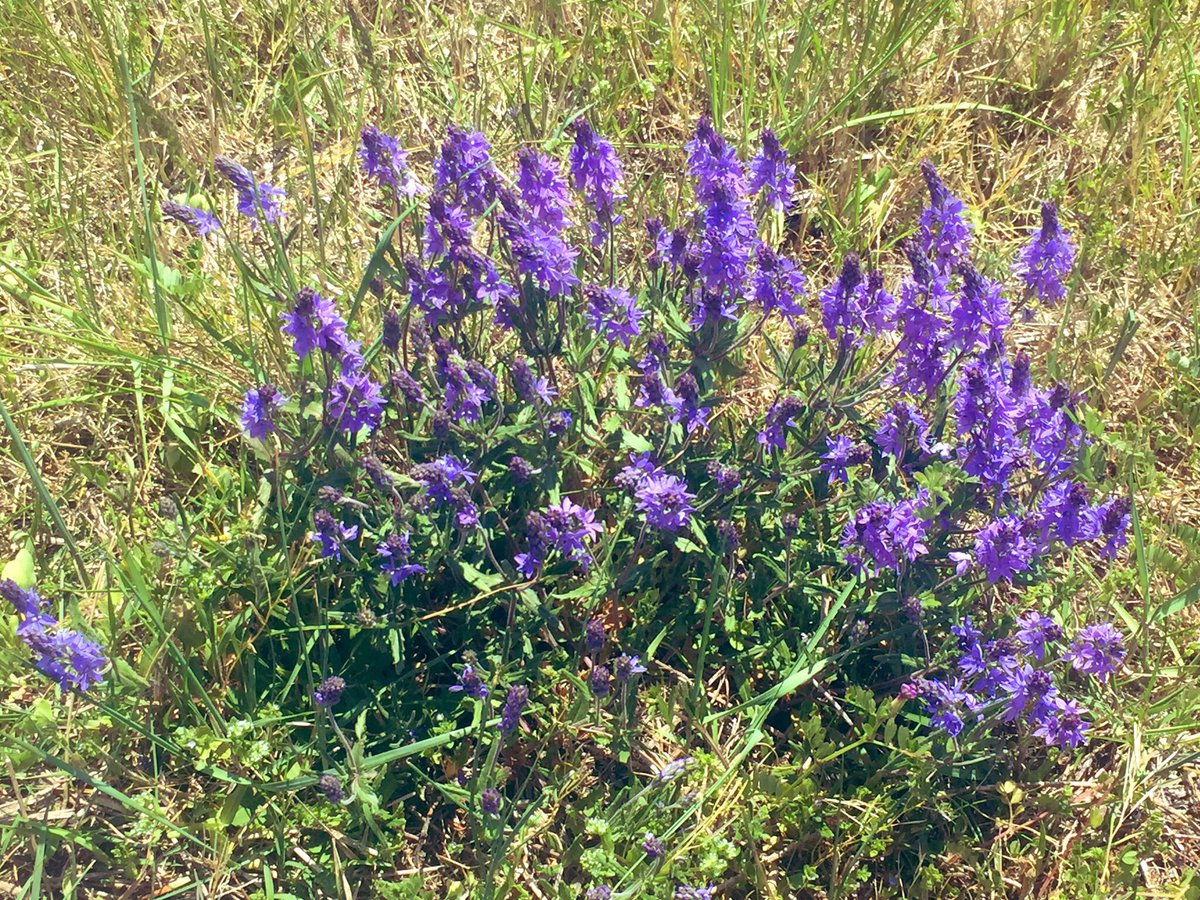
885 252 951 398
875 402 930 461
841 496 929 574
433 124 495 214
280 288 352 361
450 664 489 699
750 244 807 323
642 832 666 860
656 757 694 781
327 369 386 434
954 358 1020 488
667 372 711 434
241 384 286 440
1001 664 1057 724
514 497 604 577
706 461 741 494
392 369 426 405
413 455 479 529
507 225 580 297
1025 384 1087 476
1096 496 1132 560
18 621 107 693
516 146 574 233
0 580 43 619
424 195 476 263
757 394 805 451
917 160 972 271
359 125 423 198
631 471 696 534
1015 612 1062 661
686 115 747 203
1033 696 1090 749
377 533 425 585
161 199 220 236
674 885 716 900
950 265 1009 352
747 127 795 213
313 675 346 707
569 119 625 244
317 773 344 803
820 435 865 485
585 618 606 654
511 358 556 406
819 254 865 345
614 654 647 681
974 515 1037 584
1038 481 1100 548
509 455 535 484
585 888 612 900
309 510 358 561
499 684 529 735
481 787 501 816
215 155 284 225
922 677 977 737
1065 623 1126 681
433 340 494 423
588 665 613 697
584 285 644 347
1014 200 1076 306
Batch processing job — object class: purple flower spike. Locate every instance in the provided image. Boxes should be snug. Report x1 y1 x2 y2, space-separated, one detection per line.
241 384 286 440
1014 200 1076 306
1065 623 1126 682
748 127 795 213
161 199 220 236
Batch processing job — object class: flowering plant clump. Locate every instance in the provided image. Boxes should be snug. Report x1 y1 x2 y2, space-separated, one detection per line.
134 114 1137 892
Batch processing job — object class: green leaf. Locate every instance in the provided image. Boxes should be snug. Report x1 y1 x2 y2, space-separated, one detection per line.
2 541 35 588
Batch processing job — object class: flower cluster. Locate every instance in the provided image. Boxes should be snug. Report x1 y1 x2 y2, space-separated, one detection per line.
0 579 106 692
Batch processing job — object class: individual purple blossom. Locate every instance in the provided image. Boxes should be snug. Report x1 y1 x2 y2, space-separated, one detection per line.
309 510 358 561
327 369 386 434
1014 200 1076 306
413 455 479 529
917 160 972 271
1015 612 1062 661
820 435 862 485
514 497 604 577
510 358 556 406
667 372 710 434
480 787 501 816
950 265 1010 352
1038 480 1100 547
1001 664 1057 724
632 471 696 533
642 831 665 860
706 461 741 494
547 410 572 438
358 125 423 198
281 288 354 362
588 665 613 697
14 614 107 693
974 515 1037 584
585 888 612 900
875 402 930 461
313 675 346 707
819 254 865 345
214 155 284 225
569 118 625 244
922 677 977 737
424 195 476 263
377 533 425 586
747 127 795 213
1096 496 1132 560
757 394 805 451
841 496 929 574
450 664 489 699
674 885 716 900
317 773 344 803
432 124 495 214
516 146 573 233
241 384 286 440
750 244 807 322
584 618 606 654
161 199 220 236
1033 696 1090 749
1065 623 1126 681
584 285 644 347
614 654 647 681
498 684 529 735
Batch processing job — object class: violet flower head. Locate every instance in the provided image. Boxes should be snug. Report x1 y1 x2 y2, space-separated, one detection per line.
751 244 807 323
514 497 603 577
313 675 346 707
510 358 556 406
820 435 864 485
450 664 489 700
632 471 696 534
161 199 220 236
584 618 606 654
377 533 425 586
1015 200 1076 306
820 253 865 344
569 118 625 244
327 369 386 434
588 665 613 697
280 288 352 361
499 684 529 735
706 461 742 494
480 787 501 816
614 654 647 681
841 496 929 574
974 515 1037 584
642 832 666 860
317 773 344 803
675 886 716 900
1034 696 1090 749
241 384 286 440
757 394 805 452
215 155 284 225
1065 623 1126 682
1015 611 1062 662
309 510 358 561
1001 664 1057 725
585 888 612 900
413 455 479 529
359 125 423 198
875 402 931 461
515 145 573 233
1038 480 1100 548
747 127 795 213
15 616 107 693
1097 496 1132 560
584 285 644 348
0 580 43 619
433 124 495 214
917 160 972 270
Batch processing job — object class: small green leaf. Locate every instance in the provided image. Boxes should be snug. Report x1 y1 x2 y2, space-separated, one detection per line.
2 542 35 588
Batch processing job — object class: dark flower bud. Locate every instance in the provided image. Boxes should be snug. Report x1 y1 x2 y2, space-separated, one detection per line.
642 832 665 860
509 455 534 484
317 773 344 803
313 675 346 707
588 665 612 697
781 513 800 538
362 454 392 489
481 787 500 816
432 410 451 442
381 307 402 352
317 486 344 505
584 618 605 654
